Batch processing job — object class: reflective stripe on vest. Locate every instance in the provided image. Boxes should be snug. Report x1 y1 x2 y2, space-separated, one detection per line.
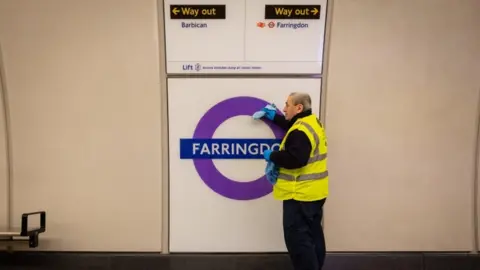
278 171 329 181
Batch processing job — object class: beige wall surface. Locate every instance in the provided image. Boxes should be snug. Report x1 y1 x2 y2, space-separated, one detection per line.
0 0 479 252
0 0 163 251
324 0 480 251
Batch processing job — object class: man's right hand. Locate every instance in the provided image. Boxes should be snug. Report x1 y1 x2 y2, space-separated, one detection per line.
261 104 277 120
252 104 277 120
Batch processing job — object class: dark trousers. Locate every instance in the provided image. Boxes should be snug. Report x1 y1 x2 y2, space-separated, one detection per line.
283 198 326 270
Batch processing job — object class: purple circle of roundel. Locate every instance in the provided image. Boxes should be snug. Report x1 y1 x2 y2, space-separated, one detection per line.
193 96 285 200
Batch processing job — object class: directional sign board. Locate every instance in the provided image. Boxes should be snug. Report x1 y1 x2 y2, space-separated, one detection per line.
164 0 328 74
264 5 321 19
170 5 226 20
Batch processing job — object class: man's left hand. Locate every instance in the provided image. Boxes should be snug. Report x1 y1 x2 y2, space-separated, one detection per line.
263 149 273 161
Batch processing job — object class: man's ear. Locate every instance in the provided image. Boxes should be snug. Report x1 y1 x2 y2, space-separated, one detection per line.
298 104 304 112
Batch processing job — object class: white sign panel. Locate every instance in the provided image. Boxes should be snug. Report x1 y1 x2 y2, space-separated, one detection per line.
168 77 322 252
164 0 328 74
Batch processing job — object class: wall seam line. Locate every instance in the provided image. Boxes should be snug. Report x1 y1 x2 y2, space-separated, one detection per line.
472 86 480 253
318 0 333 231
0 41 14 233
158 0 170 254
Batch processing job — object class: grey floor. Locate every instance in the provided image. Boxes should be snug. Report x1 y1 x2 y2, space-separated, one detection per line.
0 252 479 270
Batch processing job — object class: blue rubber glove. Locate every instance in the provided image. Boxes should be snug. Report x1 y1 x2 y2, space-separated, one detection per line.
252 104 277 120
261 104 276 120
265 161 279 185
252 110 266 119
272 166 279 179
263 149 272 161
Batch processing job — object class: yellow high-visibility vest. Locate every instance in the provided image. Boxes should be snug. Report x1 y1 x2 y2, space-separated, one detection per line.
273 114 328 201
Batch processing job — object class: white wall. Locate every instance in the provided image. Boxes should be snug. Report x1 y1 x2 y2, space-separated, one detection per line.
324 0 480 251
0 0 163 251
0 0 479 252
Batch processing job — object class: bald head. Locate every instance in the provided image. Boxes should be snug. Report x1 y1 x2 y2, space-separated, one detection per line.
283 92 312 120
289 92 312 111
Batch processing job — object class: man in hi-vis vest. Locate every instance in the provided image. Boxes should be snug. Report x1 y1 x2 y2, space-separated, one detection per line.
255 92 328 270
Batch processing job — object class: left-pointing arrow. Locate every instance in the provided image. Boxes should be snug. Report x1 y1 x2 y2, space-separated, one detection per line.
172 7 180 15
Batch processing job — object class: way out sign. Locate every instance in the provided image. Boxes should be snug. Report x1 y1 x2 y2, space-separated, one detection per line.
170 5 226 19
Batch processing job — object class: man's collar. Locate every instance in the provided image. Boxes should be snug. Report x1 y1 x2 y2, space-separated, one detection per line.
290 109 312 125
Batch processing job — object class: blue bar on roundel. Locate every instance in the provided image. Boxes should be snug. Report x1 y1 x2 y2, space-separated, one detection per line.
179 138 281 159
